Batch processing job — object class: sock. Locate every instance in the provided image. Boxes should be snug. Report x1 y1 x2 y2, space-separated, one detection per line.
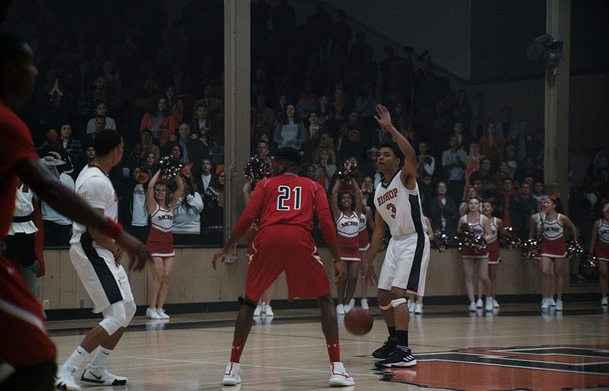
90 346 112 369
64 346 88 371
395 330 409 347
230 340 246 363
326 338 340 363
387 326 396 340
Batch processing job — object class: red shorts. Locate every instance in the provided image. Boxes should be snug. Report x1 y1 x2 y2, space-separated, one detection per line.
358 229 370 251
540 237 567 258
246 226 258 256
246 225 330 301
0 256 56 368
487 239 501 264
595 240 609 262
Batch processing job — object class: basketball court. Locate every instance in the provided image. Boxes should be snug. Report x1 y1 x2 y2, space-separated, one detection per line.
48 301 608 390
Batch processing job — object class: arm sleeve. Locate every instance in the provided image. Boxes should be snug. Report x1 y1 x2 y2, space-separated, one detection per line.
233 182 265 235
314 183 337 246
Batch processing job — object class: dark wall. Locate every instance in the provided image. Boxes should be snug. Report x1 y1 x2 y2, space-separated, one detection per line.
571 0 609 74
470 0 546 83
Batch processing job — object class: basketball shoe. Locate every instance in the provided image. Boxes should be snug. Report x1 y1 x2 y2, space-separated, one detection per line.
223 362 242 386
55 366 81 391
81 366 127 386
375 346 417 368
157 308 170 319
372 337 397 358
328 362 354 386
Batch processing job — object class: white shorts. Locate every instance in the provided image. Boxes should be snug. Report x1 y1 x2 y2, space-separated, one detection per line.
378 232 430 297
70 244 134 313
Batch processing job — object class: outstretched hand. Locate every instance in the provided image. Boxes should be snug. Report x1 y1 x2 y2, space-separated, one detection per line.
374 104 393 130
212 247 230 270
115 231 152 271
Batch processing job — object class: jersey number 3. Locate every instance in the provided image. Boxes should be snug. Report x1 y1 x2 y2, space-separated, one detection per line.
277 185 302 211
386 203 396 218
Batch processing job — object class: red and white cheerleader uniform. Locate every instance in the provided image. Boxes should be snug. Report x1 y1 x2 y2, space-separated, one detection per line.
358 212 370 252
539 213 567 259
337 211 361 261
595 218 609 262
487 217 501 264
461 214 488 260
146 203 175 257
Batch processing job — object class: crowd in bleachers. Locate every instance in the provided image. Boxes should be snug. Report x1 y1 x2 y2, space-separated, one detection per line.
6 0 609 279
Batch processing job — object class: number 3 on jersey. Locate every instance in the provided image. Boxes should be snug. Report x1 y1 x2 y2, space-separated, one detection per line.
386 202 396 218
277 185 302 211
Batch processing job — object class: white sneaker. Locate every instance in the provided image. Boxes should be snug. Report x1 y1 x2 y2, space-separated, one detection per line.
157 308 170 319
264 304 274 317
476 298 483 308
361 298 369 310
414 303 423 315
485 297 493 312
541 298 550 311
146 307 162 320
253 305 263 317
223 362 242 386
549 298 557 307
81 366 127 386
345 298 355 313
336 304 345 315
555 299 563 311
408 300 414 313
468 302 477 312
328 362 354 387
55 366 81 391
492 299 500 308
602 296 608 307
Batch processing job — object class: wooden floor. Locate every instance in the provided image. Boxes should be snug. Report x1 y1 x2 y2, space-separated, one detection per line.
48 302 609 391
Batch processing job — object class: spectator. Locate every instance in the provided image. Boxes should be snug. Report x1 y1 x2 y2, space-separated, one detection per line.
459 186 480 217
495 177 521 234
417 141 435 203
39 152 74 246
140 96 178 147
533 180 545 203
132 128 160 164
428 181 459 243
464 141 484 196
453 89 472 132
85 101 116 135
441 135 467 202
515 156 544 185
314 149 337 191
479 123 503 165
495 107 519 141
173 173 204 245
517 181 539 240
504 143 519 172
55 123 83 166
127 167 149 243
273 104 307 149
173 123 193 165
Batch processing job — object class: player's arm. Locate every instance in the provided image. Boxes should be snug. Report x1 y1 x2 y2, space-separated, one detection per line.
374 104 417 190
361 210 386 284
212 180 265 269
146 169 161 214
14 158 151 270
88 207 123 263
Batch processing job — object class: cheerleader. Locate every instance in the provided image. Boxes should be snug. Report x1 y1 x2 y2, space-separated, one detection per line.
457 197 493 312
538 193 578 311
145 170 184 319
529 199 558 307
590 201 609 307
479 199 503 309
331 177 363 315
357 206 374 310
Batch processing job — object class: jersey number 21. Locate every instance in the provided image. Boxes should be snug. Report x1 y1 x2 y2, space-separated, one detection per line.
277 185 302 211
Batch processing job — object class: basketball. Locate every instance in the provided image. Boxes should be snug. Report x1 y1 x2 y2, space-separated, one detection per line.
344 307 373 336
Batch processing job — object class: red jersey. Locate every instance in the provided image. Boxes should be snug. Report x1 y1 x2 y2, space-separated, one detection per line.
0 101 39 238
234 173 337 245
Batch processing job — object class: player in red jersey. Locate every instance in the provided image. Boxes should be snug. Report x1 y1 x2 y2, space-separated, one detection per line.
0 32 151 391
212 147 354 387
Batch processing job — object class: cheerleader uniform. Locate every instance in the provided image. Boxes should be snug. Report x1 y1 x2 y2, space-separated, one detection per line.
487 217 501 264
595 219 609 262
461 214 488 260
539 214 567 259
147 203 175 257
358 213 370 252
337 211 361 261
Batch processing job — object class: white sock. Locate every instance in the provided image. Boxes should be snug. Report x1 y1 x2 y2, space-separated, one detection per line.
90 346 112 369
63 346 88 371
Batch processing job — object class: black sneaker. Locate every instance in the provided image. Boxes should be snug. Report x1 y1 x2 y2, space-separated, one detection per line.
375 347 417 368
371 337 397 359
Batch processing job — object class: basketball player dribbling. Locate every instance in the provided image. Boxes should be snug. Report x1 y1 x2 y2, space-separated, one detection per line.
362 105 431 369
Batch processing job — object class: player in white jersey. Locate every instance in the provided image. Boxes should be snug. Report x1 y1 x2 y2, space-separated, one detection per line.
331 177 363 314
362 105 430 369
589 201 609 307
56 130 142 390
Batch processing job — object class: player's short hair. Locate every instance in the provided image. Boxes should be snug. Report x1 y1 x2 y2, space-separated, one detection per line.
94 129 122 156
379 141 404 167
0 32 28 66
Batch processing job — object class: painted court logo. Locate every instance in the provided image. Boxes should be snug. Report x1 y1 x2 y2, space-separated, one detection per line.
379 345 609 391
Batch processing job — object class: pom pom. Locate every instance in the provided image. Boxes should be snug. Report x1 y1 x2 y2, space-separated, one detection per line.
159 155 184 180
517 237 540 260
498 226 518 248
456 223 487 254
244 155 271 185
338 157 358 180
566 240 584 262
432 230 448 252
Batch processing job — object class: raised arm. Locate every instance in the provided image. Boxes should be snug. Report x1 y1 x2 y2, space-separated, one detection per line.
374 104 417 189
351 178 363 217
330 178 341 222
167 175 185 210
146 169 161 214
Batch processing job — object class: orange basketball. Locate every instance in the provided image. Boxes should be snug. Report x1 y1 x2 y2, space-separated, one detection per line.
344 307 373 336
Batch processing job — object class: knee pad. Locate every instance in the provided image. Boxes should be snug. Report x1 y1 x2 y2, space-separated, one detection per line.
238 296 257 309
123 301 136 326
390 297 408 308
99 302 128 335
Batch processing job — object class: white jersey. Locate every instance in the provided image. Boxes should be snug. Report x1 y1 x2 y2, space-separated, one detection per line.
41 173 74 225
598 219 609 244
8 183 37 235
488 217 498 243
70 165 118 246
373 172 425 237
